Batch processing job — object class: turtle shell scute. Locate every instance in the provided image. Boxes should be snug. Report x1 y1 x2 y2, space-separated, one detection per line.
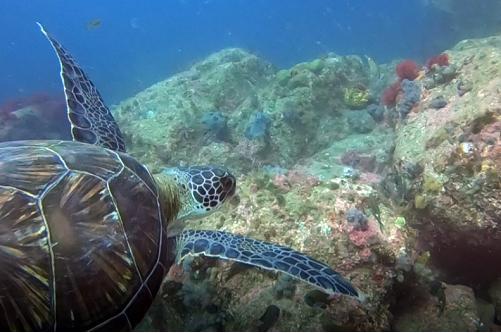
0 140 168 331
0 145 68 196
49 140 124 180
109 167 163 279
0 187 52 331
41 171 141 330
118 153 158 197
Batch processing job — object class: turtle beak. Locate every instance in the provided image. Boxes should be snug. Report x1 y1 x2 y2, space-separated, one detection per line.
220 173 236 200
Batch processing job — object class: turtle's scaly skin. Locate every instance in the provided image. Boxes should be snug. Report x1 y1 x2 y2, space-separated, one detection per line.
164 166 236 221
176 230 359 297
0 140 172 331
38 23 127 152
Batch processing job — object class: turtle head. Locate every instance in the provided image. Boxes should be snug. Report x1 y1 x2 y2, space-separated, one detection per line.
161 165 236 221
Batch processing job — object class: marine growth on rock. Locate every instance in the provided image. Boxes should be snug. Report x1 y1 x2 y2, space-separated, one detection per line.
396 60 420 81
346 207 369 231
245 111 271 140
396 79 421 118
201 111 230 142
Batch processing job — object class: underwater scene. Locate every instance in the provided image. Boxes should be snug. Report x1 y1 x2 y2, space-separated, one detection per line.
0 0 500 331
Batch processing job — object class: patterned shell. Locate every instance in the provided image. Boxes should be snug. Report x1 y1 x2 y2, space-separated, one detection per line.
0 140 169 331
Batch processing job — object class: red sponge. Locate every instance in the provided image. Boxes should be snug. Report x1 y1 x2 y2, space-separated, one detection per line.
381 81 401 107
396 60 420 81
426 53 449 69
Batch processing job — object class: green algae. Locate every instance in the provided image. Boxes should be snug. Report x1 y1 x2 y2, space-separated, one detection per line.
394 216 407 229
414 194 428 209
343 86 370 109
422 173 443 194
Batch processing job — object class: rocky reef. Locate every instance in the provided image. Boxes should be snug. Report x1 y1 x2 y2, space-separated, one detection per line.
112 48 386 174
111 33 501 331
391 35 500 287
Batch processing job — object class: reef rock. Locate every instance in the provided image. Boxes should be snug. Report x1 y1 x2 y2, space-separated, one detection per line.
137 169 410 331
120 32 501 332
113 48 274 172
113 49 381 174
393 283 480 331
392 34 501 287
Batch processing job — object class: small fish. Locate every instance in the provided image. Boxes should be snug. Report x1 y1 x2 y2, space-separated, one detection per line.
86 19 102 30
130 17 140 29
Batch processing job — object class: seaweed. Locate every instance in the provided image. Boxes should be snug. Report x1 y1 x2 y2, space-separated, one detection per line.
379 166 410 206
366 193 384 231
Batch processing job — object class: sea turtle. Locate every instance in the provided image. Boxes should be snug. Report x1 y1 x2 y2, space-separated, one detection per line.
0 23 359 331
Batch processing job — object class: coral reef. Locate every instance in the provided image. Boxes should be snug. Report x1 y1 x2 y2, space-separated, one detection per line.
168 172 408 331
112 31 501 331
113 50 381 174
390 34 501 320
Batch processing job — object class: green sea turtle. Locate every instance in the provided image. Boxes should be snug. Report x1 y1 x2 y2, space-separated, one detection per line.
0 23 359 331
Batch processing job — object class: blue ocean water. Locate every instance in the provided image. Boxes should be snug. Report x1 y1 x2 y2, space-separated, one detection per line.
0 0 498 105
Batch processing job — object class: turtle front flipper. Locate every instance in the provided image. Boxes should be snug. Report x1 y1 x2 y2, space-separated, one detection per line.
37 23 126 152
174 230 360 299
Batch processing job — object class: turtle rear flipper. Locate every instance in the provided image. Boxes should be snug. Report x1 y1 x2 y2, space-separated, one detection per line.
174 230 360 299
37 23 126 152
